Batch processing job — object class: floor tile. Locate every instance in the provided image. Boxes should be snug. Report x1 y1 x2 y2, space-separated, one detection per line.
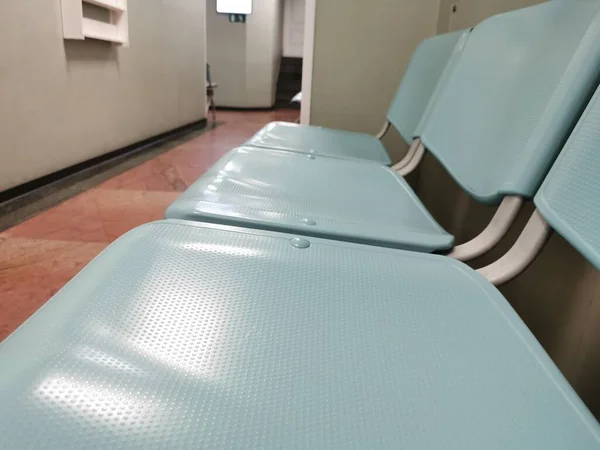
0 109 297 342
0 237 107 340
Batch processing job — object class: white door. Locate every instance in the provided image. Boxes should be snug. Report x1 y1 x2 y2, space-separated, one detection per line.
283 0 305 58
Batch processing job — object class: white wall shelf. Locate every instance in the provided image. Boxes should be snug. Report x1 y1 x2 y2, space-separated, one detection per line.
83 0 126 13
61 0 129 46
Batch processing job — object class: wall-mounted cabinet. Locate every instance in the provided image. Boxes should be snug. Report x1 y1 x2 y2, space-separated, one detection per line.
61 0 129 46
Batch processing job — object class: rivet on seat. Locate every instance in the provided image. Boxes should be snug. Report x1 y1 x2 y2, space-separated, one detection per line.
289 237 311 249
300 218 317 226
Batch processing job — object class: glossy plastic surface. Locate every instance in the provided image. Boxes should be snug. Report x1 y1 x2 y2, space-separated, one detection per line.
418 0 600 204
244 121 392 164
535 83 600 270
165 147 454 252
1 220 599 448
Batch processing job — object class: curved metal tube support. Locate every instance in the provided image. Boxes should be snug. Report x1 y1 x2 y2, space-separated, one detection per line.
447 196 524 262
392 139 422 172
376 120 391 140
477 210 552 286
396 141 425 176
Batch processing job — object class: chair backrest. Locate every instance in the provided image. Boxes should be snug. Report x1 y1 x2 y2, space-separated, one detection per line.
386 29 470 145
417 0 600 205
535 83 600 270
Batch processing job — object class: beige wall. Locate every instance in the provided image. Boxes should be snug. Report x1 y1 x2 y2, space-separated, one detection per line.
308 0 440 161
442 0 546 30
245 0 283 107
420 0 600 417
207 0 283 108
207 0 248 106
0 0 206 193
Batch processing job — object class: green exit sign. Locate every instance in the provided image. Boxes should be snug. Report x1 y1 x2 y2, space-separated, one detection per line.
229 14 246 23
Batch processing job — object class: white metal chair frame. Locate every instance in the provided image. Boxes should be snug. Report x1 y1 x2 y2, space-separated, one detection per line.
477 210 552 285
376 120 525 269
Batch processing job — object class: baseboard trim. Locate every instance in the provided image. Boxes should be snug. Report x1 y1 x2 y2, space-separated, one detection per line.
216 106 275 112
0 118 208 205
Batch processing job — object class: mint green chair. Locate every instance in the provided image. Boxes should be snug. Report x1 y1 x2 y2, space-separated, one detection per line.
3 87 600 446
245 29 470 164
166 0 600 257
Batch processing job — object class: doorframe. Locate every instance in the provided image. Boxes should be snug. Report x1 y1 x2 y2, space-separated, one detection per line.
300 0 316 124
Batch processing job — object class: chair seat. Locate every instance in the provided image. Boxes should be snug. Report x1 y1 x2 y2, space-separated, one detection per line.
245 121 392 164
291 92 302 103
1 220 598 449
165 147 453 252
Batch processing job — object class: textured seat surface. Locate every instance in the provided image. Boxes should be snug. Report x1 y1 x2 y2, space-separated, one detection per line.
535 84 600 270
244 121 392 164
0 220 599 449
244 30 468 164
417 0 600 204
165 147 454 252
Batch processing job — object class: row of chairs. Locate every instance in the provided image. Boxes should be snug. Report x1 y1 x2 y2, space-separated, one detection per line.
2 0 600 448
166 0 600 265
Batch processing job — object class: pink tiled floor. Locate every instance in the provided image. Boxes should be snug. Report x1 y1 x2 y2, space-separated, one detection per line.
0 110 297 341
